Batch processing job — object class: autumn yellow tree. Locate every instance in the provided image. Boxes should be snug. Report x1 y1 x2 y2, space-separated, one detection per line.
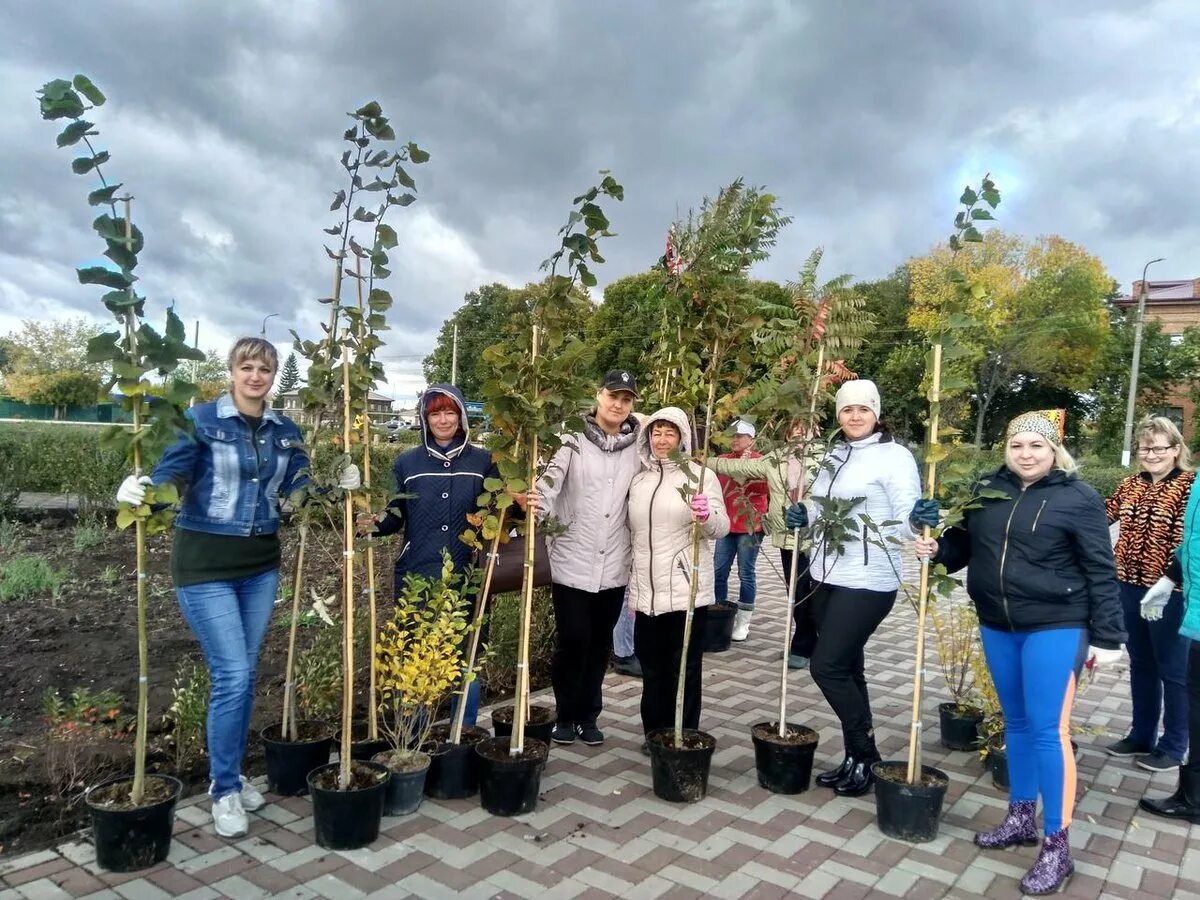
909 231 1112 445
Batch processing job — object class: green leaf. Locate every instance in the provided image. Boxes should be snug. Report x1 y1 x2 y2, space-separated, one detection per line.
970 209 994 220
104 243 138 272
93 215 144 253
72 74 106 106
393 193 416 207
77 266 132 289
87 183 122 206
394 166 416 189
376 223 398 249
352 207 377 222
959 187 977 206
372 122 396 141
483 477 504 492
963 225 983 243
578 264 597 287
407 143 430 163
330 189 345 211
40 78 74 101
101 289 144 317
56 120 93 147
355 101 382 118
71 155 100 174
165 307 187 343
367 289 392 312
86 331 124 363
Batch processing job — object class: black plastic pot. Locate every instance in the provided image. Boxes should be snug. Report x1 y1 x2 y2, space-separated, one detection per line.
373 751 430 816
491 706 555 748
646 728 717 803
308 761 389 850
871 761 950 843
476 736 548 816
425 726 490 800
86 774 183 872
260 721 334 796
701 603 737 653
750 722 818 794
336 725 391 763
988 742 1009 790
938 703 983 751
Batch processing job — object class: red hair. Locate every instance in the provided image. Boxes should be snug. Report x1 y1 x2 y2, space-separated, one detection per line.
424 392 460 417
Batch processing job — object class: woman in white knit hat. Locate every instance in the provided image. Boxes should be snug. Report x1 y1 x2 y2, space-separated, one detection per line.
784 379 936 797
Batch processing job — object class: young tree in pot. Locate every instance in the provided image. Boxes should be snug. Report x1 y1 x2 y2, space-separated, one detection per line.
473 175 623 816
738 250 868 794
38 75 204 871
269 103 428 788
373 553 474 815
872 176 1002 843
643 181 787 802
931 601 983 750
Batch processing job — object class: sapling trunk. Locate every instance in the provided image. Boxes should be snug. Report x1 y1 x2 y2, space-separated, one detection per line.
335 273 357 791
906 342 943 784
280 260 344 739
355 255 380 741
450 508 507 744
116 200 150 806
777 344 825 737
512 325 540 756
674 338 719 747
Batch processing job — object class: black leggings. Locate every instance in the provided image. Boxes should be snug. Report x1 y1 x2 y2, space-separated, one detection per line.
809 583 896 759
780 548 816 657
634 607 708 736
550 583 625 726
1188 641 1200 777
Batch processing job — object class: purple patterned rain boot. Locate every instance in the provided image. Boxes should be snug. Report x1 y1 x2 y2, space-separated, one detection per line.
975 800 1038 849
1020 828 1074 896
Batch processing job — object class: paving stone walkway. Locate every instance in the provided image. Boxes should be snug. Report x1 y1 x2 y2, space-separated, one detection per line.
2 550 1197 899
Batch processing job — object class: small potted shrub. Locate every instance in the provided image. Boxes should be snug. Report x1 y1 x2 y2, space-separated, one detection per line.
931 601 983 751
372 555 473 815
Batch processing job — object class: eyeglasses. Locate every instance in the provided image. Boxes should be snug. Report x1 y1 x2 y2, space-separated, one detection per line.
1137 445 1177 456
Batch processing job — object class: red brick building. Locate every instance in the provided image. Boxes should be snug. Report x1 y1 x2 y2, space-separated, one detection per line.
1115 278 1200 442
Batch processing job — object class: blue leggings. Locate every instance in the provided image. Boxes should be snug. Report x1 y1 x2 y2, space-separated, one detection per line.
979 625 1088 835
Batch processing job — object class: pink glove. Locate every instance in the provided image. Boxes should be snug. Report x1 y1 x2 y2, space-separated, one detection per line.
690 494 710 522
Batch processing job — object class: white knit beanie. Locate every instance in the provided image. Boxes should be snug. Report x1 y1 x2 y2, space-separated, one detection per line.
835 379 881 418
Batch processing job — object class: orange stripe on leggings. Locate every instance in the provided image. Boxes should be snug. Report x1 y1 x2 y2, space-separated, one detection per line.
1058 671 1077 830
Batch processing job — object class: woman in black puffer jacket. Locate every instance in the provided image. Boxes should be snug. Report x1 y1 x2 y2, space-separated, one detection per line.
915 411 1124 896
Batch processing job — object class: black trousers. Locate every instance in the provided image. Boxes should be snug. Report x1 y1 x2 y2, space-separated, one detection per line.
634 606 708 736
780 548 817 657
550 583 625 726
1187 641 1200 777
809 583 896 759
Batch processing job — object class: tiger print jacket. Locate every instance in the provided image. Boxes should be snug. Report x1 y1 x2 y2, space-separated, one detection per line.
1105 468 1195 587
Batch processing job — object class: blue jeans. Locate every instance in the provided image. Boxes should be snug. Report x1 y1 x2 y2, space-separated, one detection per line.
176 570 279 799
713 532 762 609
1119 581 1190 760
979 625 1088 835
613 588 636 658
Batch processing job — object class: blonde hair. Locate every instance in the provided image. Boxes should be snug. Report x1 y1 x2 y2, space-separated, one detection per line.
1004 433 1079 475
227 337 278 373
1136 415 1192 471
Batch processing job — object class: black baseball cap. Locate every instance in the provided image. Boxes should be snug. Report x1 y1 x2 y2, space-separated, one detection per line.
601 369 639 398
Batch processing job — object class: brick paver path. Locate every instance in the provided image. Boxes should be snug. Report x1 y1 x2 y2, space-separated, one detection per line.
2 549 1197 899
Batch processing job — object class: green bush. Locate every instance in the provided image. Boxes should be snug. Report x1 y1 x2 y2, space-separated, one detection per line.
478 587 556 699
0 424 125 515
0 556 65 602
1076 464 1129 499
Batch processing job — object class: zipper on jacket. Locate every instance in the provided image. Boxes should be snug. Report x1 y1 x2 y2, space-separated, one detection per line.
1031 500 1047 533
998 489 1025 630
647 462 666 614
862 523 869 565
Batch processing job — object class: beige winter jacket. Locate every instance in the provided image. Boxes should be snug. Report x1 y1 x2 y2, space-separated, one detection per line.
536 414 642 592
627 407 730 616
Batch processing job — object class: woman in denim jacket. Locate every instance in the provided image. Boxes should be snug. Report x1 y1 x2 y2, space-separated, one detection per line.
116 337 359 839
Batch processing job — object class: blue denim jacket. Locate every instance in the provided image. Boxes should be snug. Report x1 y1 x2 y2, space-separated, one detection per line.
152 393 309 537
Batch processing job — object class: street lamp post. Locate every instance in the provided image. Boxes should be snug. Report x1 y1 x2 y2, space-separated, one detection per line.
260 313 279 337
1120 257 1165 466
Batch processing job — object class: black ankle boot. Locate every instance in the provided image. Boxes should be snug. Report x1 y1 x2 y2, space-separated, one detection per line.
1138 768 1200 825
834 757 877 797
816 754 856 788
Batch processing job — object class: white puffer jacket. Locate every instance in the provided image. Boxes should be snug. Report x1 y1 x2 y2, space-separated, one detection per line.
536 414 642 592
809 431 921 591
627 407 730 616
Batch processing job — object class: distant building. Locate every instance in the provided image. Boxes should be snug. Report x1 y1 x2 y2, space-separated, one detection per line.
1115 278 1200 440
275 390 394 427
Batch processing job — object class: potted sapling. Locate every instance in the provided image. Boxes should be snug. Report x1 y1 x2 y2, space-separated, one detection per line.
372 553 473 815
474 175 624 815
872 176 1000 843
931 601 983 750
37 75 203 871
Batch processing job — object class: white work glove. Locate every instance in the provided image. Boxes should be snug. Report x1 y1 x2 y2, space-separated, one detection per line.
1088 645 1124 667
339 463 361 491
1140 576 1175 622
116 475 152 506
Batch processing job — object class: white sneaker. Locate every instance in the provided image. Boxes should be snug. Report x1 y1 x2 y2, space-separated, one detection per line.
212 791 248 838
732 609 753 642
209 776 266 812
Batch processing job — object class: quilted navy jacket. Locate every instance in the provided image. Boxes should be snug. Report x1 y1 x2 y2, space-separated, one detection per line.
374 384 499 587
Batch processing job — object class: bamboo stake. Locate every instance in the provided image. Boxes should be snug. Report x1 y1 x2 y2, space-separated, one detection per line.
336 274 357 791
280 258 344 739
450 508 508 744
512 326 540 756
907 342 942 785
122 198 149 806
674 338 719 747
355 255 380 741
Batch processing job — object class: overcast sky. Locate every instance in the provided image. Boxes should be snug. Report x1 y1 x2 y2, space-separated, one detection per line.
2 0 1197 403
